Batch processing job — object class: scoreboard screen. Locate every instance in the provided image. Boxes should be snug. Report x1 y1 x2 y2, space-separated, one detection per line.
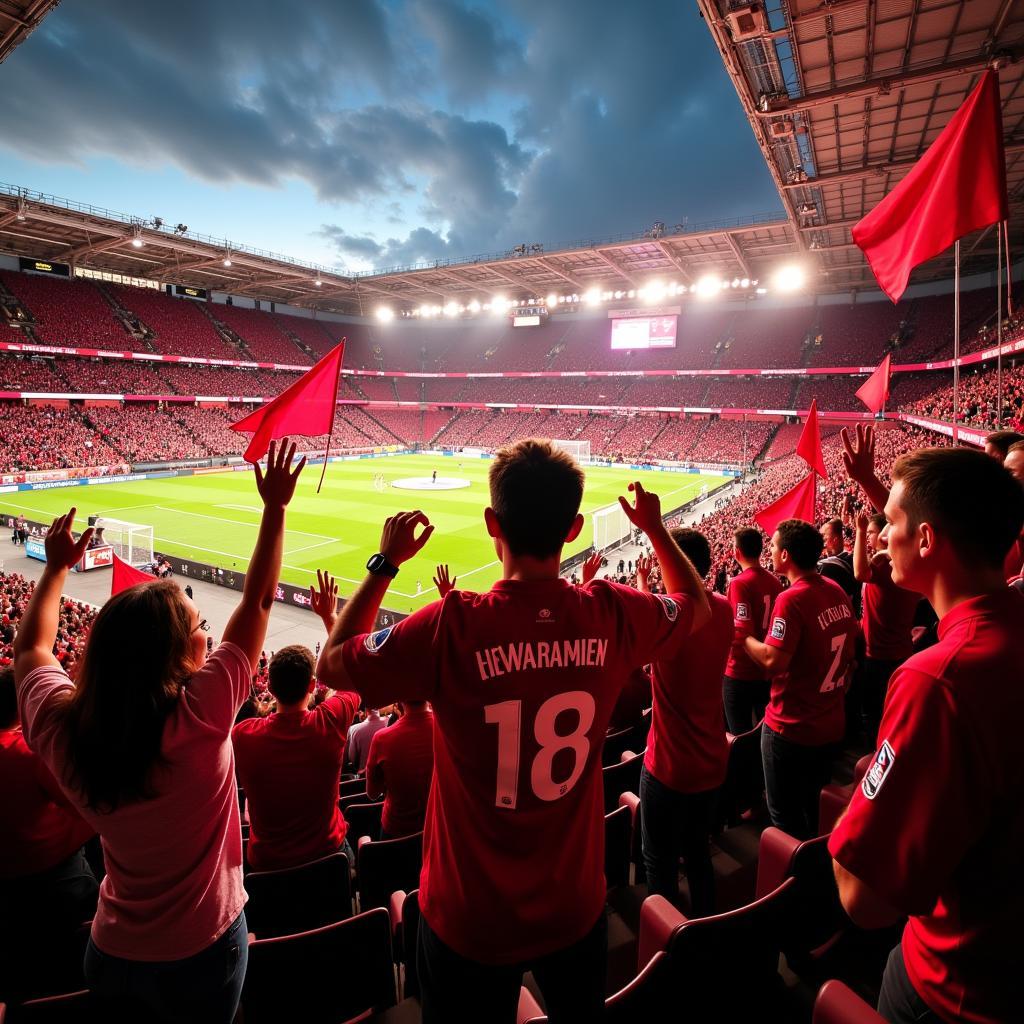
610 314 677 349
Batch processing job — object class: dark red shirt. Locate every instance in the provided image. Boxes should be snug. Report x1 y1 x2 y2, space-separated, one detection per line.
645 590 731 793
366 707 435 838
339 577 692 964
861 553 919 662
725 566 783 680
763 574 857 746
232 692 360 872
830 589 1024 1024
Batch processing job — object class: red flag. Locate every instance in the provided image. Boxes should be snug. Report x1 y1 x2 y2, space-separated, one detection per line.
855 354 892 414
754 472 817 536
111 553 153 597
231 341 345 476
853 69 1007 303
796 398 828 478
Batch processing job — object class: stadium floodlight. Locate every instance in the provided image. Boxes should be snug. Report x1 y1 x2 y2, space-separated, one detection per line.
131 225 144 248
583 288 601 305
314 274 322 287
695 274 722 299
627 289 636 298
491 296 507 315
419 304 432 317
468 299 481 313
223 252 232 267
443 301 460 317
740 277 750 288
614 291 624 299
645 280 667 302
773 264 806 292
376 306 394 322
546 293 558 307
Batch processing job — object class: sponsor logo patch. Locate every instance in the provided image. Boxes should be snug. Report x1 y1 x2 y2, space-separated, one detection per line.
770 617 786 640
658 595 679 622
736 601 750 621
364 626 393 653
861 740 896 800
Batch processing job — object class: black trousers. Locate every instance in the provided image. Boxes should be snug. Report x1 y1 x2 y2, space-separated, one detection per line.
761 724 835 840
417 909 608 1024
722 674 770 735
860 657 902 745
877 944 942 1023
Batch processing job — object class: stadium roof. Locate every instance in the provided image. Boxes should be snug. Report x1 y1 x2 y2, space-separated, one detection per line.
698 0 1024 290
0 0 57 64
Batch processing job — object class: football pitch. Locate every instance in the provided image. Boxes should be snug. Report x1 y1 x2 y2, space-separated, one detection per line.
0 456 731 613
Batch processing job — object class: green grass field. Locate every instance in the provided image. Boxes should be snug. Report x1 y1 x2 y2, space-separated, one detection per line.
0 455 730 613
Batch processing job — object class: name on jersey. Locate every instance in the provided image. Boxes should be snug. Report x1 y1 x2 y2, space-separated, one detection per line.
816 603 853 631
475 638 609 682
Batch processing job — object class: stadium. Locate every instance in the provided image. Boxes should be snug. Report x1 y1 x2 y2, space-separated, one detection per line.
1 1 1022 1022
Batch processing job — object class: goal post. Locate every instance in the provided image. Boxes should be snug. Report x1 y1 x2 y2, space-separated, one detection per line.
553 438 590 463
592 502 632 553
92 518 155 567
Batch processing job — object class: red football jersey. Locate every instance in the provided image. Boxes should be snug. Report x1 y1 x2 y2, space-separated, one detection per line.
339 577 692 964
830 589 1024 1024
645 590 731 793
861 554 919 662
725 566 784 680
366 707 435 838
763 574 857 746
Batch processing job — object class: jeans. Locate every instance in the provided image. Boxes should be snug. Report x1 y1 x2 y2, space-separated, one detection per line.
417 909 607 1024
877 944 942 1023
84 910 248 1024
722 674 769 735
761 724 835 840
639 766 717 918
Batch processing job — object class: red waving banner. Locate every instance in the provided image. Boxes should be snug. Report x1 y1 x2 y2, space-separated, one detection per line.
754 472 817 535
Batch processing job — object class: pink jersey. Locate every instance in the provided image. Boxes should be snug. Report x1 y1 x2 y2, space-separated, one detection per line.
339 577 692 964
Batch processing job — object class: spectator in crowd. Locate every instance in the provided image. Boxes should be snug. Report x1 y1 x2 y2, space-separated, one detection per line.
1005 439 1024 484
852 512 922 741
637 530 731 917
722 527 783 735
1001 441 1024 581
346 705 391 773
818 517 859 611
831 447 1024 1024
233 570 361 870
744 519 858 839
316 439 710 1023
983 428 1024 461
14 440 305 1024
365 699 435 840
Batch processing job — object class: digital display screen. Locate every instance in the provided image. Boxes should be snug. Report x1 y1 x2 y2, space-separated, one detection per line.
610 315 677 350
20 257 70 277
175 285 208 299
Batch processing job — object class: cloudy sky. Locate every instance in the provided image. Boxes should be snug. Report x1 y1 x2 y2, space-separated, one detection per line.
0 0 781 273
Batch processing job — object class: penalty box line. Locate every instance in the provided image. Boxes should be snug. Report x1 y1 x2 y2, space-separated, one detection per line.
157 506 338 544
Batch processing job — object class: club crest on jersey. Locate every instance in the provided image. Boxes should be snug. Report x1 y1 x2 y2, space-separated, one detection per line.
364 626 393 653
736 602 750 621
862 740 896 800
770 617 786 640
658 595 679 622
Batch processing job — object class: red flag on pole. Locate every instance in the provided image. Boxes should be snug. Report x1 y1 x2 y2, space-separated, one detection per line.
855 353 892 414
111 553 153 597
852 69 1007 304
796 398 828 478
754 472 817 536
231 340 345 491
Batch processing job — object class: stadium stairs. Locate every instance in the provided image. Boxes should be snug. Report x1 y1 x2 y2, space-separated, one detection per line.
93 281 158 353
197 303 256 362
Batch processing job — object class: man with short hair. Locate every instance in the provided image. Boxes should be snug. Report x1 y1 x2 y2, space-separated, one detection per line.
346 706 390 773
818 517 859 611
832 445 1024 1024
366 700 435 840
983 428 1024 461
745 519 858 839
317 438 711 1023
638 529 731 917
1002 441 1024 581
722 527 783 735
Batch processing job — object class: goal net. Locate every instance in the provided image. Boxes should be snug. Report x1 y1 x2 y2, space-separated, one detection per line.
92 518 155 567
592 502 632 553
553 439 590 463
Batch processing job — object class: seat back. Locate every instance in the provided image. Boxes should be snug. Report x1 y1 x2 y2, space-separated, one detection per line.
245 852 351 938
602 750 644 814
242 908 396 1024
345 800 384 845
602 720 647 766
8 990 145 1023
715 721 764 830
604 803 632 890
339 776 367 799
398 889 422 1000
813 980 887 1024
357 832 423 911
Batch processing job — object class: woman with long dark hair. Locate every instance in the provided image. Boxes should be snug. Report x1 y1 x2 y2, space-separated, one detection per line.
14 439 305 1023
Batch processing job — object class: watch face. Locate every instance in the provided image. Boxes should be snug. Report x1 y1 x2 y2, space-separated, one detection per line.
367 554 384 572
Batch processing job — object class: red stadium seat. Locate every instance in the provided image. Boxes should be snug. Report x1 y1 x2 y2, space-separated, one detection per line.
242 909 396 1024
244 852 352 938
602 749 644 814
345 800 385 845
389 888 422 999
617 790 646 886
6 989 145 1023
715 720 766 831
604 803 632 891
813 980 887 1024
357 832 423 912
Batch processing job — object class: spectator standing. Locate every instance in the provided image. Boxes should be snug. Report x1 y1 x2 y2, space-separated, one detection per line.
14 440 305 1024
346 706 390 773
818 517 859 612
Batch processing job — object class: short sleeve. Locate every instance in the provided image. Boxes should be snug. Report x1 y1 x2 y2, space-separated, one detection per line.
728 577 753 635
764 588 800 654
828 667 981 915
365 730 386 797
339 601 443 708
602 582 694 667
318 691 361 735
18 663 73 753
183 641 252 732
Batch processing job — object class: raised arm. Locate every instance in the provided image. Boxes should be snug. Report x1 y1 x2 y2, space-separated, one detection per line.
841 425 890 513
310 569 339 635
853 512 872 584
222 439 305 669
618 482 710 632
14 508 94 681
432 564 457 599
634 554 653 594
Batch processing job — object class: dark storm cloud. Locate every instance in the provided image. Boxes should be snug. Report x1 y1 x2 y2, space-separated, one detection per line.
0 0 781 269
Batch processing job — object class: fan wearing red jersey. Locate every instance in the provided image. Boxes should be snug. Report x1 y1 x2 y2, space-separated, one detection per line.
722 527 783 735
745 519 857 840
317 439 710 1024
831 447 1024 1024
638 529 731 917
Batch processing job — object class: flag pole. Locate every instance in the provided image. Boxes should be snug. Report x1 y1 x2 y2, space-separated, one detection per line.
1005 220 1014 318
997 219 1004 426
953 239 961 446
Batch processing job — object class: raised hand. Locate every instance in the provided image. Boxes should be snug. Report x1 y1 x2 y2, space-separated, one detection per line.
254 438 306 508
617 481 663 536
841 424 875 485
45 508 94 572
855 511 870 532
635 554 652 584
380 510 434 567
580 552 602 585
433 564 457 598
310 569 339 629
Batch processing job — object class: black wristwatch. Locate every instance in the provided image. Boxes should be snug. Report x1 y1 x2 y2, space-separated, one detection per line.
366 553 399 578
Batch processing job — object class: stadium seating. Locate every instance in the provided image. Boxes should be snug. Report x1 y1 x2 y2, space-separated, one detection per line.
211 304 312 365
356 832 423 912
813 981 887 1024
108 284 236 359
244 853 353 939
